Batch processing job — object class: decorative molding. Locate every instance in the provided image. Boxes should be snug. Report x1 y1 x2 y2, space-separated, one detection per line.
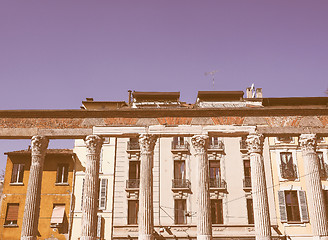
246 134 264 154
191 135 209 154
300 134 317 154
139 134 157 153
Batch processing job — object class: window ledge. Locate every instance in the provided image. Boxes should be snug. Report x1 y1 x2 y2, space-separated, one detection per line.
10 182 24 186
50 223 62 228
3 224 18 228
283 222 306 227
55 183 69 186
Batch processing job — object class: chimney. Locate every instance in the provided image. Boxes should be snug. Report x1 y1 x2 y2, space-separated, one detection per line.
256 88 263 98
246 87 252 98
86 98 94 102
128 90 132 106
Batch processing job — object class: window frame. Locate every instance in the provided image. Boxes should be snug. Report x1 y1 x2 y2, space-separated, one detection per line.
211 199 223 224
127 200 139 225
174 199 186 224
4 203 19 226
10 163 24 184
56 163 69 185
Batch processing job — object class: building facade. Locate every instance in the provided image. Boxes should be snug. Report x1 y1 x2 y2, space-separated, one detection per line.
0 89 328 240
0 148 76 240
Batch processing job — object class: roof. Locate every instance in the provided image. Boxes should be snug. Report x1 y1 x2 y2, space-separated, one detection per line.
197 91 244 101
132 91 180 102
263 97 328 106
82 100 128 110
5 149 75 156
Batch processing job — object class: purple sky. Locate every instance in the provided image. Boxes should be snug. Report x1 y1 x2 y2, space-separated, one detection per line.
0 1 328 170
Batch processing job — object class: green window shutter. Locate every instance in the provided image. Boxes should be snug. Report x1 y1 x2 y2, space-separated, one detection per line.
278 190 287 222
298 190 309 223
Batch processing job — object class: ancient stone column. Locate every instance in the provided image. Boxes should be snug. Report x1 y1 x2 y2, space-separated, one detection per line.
191 135 212 240
81 135 103 240
138 134 157 240
246 134 271 240
300 134 328 240
21 136 49 240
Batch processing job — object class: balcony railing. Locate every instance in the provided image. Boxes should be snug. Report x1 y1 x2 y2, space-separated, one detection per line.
208 140 224 151
127 141 140 151
172 179 191 189
209 178 226 189
243 177 252 189
171 141 190 151
126 179 140 189
280 164 298 180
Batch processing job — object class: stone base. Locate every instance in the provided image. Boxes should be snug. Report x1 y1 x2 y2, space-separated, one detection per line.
256 236 271 240
138 234 153 240
197 235 212 240
80 237 97 240
21 237 37 240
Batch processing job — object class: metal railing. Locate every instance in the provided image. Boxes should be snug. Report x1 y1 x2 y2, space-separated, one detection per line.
243 177 252 189
126 179 140 189
240 139 248 151
127 141 140 151
172 179 191 189
209 178 226 189
208 140 224 150
171 141 190 151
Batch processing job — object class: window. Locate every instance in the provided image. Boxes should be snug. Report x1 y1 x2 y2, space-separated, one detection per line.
5 203 19 226
97 215 102 239
56 164 69 184
11 163 24 183
174 199 186 224
323 190 328 219
128 138 140 150
174 161 185 180
128 200 139 225
278 190 309 223
127 161 140 188
50 204 65 227
277 136 293 143
209 161 222 188
318 152 327 178
99 179 108 210
280 152 297 180
246 198 254 224
211 199 223 224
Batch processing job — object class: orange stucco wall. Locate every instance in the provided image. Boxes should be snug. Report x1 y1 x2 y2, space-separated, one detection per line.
0 152 75 240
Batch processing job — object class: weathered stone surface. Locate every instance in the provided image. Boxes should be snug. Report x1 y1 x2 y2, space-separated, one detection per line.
157 117 192 125
243 117 268 126
82 118 106 127
211 117 244 125
299 116 323 127
136 118 159 126
191 117 214 125
265 117 301 127
104 118 138 126
0 118 84 128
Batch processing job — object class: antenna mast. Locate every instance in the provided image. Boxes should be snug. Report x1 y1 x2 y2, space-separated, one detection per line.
205 70 218 89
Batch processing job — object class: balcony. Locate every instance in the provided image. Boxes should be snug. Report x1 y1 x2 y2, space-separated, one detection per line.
243 177 252 190
209 178 226 189
208 140 224 151
171 141 190 152
127 141 140 152
280 164 298 180
126 179 140 189
172 179 191 190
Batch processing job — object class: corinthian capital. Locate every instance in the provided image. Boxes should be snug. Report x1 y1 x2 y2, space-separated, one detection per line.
31 135 49 156
299 134 317 153
246 133 264 154
139 134 157 153
85 135 103 155
191 135 209 154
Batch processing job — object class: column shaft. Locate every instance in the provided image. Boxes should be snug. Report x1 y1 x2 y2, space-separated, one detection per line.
192 135 212 240
138 134 157 240
81 135 103 240
246 134 271 240
21 136 49 240
300 134 328 239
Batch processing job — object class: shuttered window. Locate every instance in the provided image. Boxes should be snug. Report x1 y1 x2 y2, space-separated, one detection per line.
5 203 19 225
278 190 308 223
99 178 108 210
246 198 254 224
211 199 223 224
174 199 186 224
97 215 102 238
128 200 139 225
50 204 65 225
11 163 24 183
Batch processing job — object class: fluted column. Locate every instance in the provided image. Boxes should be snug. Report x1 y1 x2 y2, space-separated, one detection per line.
138 134 157 240
81 135 103 240
300 134 328 240
191 135 212 240
21 136 49 240
246 134 271 240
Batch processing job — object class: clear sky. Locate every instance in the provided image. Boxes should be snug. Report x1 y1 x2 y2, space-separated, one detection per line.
0 1 327 170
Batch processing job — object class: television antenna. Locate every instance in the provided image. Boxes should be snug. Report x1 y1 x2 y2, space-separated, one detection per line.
205 70 218 89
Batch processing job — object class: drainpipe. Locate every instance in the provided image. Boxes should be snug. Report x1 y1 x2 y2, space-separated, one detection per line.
68 154 77 240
